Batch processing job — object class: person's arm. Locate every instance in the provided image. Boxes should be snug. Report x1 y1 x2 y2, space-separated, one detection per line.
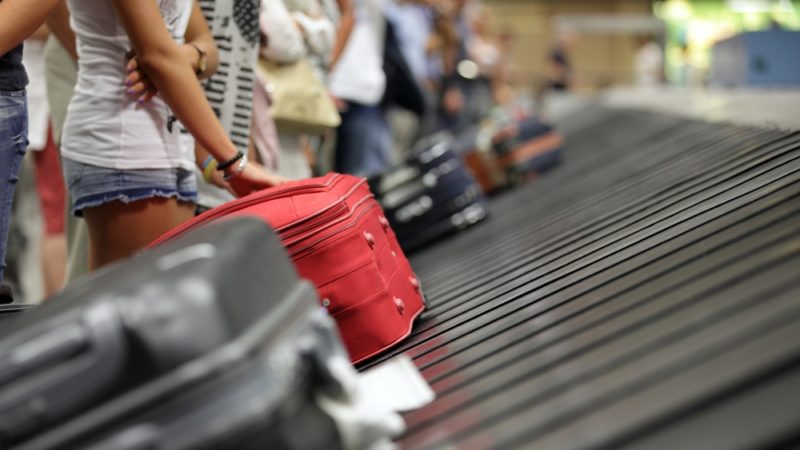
30 25 50 42
182 1 219 78
45 1 78 61
112 0 228 155
125 0 219 103
112 0 279 195
0 0 63 56
194 145 228 190
329 0 354 70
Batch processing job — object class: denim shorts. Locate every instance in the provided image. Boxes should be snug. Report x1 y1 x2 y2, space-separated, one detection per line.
62 158 198 217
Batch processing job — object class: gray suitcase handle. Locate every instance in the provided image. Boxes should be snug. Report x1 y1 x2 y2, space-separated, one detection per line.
0 302 128 443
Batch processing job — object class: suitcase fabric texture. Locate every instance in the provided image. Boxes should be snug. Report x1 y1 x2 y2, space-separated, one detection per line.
369 133 488 251
492 117 564 182
0 218 364 449
151 174 425 364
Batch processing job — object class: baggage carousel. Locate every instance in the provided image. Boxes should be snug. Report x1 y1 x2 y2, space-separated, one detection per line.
363 104 800 449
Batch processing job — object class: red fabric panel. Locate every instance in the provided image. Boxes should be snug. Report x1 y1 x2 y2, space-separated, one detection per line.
151 173 425 363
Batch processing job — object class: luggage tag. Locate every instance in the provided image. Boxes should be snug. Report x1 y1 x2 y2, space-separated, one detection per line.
358 356 434 413
316 355 434 450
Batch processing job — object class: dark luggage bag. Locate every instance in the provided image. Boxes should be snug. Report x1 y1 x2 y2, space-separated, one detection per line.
453 127 507 195
492 117 564 183
1 218 355 450
369 132 488 251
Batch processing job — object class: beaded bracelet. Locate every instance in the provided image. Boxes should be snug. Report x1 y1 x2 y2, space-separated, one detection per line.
216 151 244 172
223 153 249 181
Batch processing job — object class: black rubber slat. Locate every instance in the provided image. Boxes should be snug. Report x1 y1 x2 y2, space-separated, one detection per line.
417 128 795 296
414 125 790 297
367 147 800 368
404 217 800 432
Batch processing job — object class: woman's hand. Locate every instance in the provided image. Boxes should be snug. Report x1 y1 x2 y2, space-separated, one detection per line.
124 54 158 104
125 44 204 104
227 162 290 197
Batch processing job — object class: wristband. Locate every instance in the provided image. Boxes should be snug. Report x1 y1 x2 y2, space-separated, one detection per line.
201 156 218 183
223 153 249 181
217 151 244 171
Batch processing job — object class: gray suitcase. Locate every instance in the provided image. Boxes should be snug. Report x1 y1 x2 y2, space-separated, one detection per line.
0 304 32 325
0 217 352 449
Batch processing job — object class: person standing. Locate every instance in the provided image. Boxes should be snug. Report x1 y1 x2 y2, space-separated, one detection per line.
257 0 338 179
60 0 279 270
0 0 68 302
634 35 664 88
329 0 391 177
545 32 576 92
24 25 69 297
192 0 287 211
43 3 88 286
384 0 435 154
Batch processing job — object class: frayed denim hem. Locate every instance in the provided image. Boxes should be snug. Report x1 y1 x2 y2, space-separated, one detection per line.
72 188 198 217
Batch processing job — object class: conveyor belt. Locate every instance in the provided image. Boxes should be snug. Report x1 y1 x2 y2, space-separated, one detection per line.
366 108 800 449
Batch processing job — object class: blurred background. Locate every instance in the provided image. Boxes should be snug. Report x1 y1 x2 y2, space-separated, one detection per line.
9 0 800 305
483 0 800 93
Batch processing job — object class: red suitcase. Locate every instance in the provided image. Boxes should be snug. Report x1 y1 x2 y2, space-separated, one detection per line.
151 173 425 363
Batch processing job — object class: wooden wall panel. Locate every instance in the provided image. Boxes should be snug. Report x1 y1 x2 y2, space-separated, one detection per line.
484 0 653 90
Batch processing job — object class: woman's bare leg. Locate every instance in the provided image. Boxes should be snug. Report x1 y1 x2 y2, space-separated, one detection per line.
40 233 66 297
82 197 195 271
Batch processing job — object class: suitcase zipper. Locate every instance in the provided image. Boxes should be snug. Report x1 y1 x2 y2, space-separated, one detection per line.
151 174 346 247
152 175 376 250
187 173 343 227
277 178 368 239
288 200 380 257
279 202 349 241
282 194 374 248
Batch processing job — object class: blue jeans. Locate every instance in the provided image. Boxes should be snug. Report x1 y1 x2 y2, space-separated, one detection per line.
334 103 392 177
0 90 28 284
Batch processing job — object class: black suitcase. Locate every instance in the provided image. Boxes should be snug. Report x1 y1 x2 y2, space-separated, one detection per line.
492 117 564 182
0 218 353 450
369 132 488 251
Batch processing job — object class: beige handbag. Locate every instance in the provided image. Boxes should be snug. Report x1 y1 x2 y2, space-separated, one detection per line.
255 57 341 135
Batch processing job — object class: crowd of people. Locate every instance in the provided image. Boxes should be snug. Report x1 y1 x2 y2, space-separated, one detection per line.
0 0 517 304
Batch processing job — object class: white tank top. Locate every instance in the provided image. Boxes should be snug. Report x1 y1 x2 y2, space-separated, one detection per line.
327 0 386 106
61 0 194 170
